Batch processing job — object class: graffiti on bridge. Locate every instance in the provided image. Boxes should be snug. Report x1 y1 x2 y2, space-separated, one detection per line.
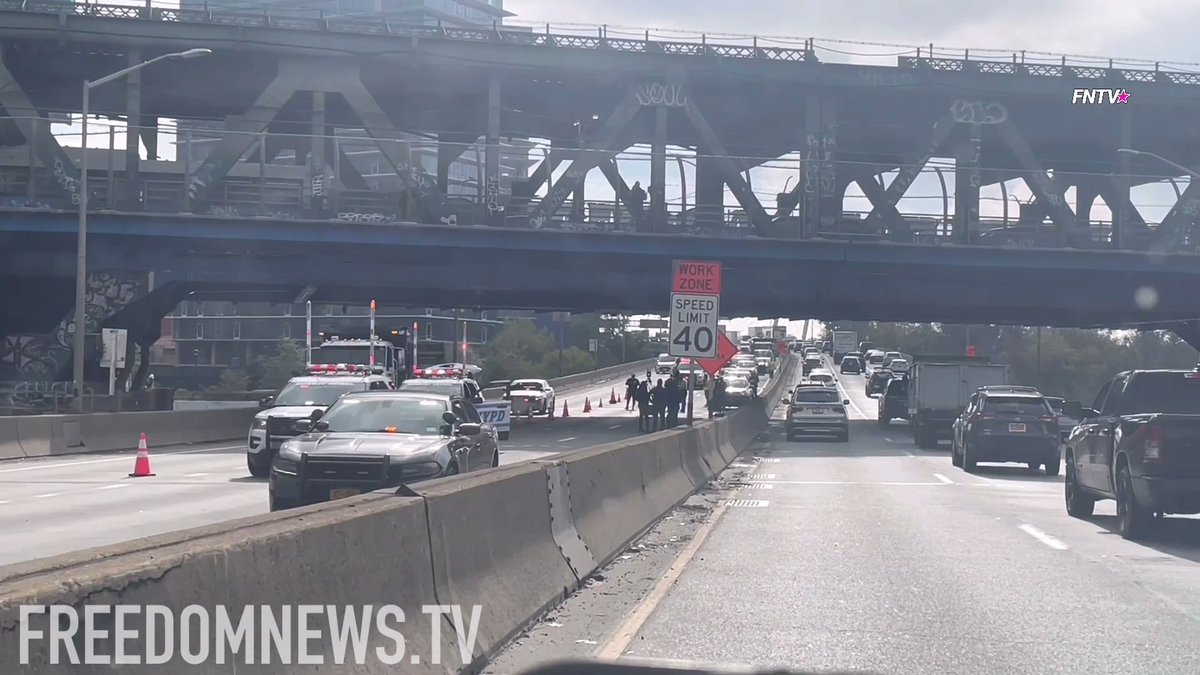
950 100 1008 125
635 82 687 107
485 178 503 217
206 205 297 220
52 157 81 205
0 198 52 210
337 212 397 224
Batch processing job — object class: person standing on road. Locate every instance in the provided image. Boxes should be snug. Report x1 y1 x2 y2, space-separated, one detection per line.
625 374 639 411
649 378 666 432
678 375 689 414
664 376 681 429
704 375 717 419
636 380 652 433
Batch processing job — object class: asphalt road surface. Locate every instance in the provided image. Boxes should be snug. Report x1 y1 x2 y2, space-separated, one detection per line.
488 359 1200 675
0 373 670 567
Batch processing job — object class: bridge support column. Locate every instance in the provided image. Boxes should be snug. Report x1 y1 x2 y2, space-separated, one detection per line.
816 100 840 235
800 98 822 237
0 48 82 207
954 123 981 244
0 271 147 382
484 73 503 226
650 106 668 232
308 91 328 218
1113 107 1134 250
695 147 724 230
122 48 144 210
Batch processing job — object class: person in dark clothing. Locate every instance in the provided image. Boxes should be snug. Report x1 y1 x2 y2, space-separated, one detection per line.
625 374 639 411
707 376 726 418
748 370 759 398
636 381 652 432
649 379 666 432
628 181 646 216
678 374 689 413
664 377 680 428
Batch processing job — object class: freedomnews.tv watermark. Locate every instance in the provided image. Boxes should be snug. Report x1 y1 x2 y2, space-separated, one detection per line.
19 604 481 666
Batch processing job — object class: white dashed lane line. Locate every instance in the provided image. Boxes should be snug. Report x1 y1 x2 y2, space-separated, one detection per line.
1018 524 1069 550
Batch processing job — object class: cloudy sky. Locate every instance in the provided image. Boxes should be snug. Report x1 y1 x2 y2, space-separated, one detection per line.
503 0 1196 223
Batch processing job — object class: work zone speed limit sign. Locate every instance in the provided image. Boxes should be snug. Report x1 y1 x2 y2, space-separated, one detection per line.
668 293 720 359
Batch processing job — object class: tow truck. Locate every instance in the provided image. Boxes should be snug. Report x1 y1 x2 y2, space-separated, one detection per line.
311 332 413 387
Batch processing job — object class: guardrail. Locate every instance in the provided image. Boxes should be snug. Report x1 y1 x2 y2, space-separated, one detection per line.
0 353 796 672
0 357 658 461
1 0 1194 85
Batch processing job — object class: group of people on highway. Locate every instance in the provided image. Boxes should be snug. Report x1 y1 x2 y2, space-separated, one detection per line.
623 360 732 433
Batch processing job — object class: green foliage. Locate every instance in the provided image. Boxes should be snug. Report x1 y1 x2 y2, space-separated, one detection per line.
479 316 655 381
825 321 1199 403
209 369 250 392
249 340 307 390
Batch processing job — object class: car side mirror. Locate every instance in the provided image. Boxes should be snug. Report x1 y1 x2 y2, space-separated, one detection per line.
313 420 330 432
309 408 324 421
259 395 274 408
442 411 458 425
1079 407 1098 419
457 422 482 436
781 398 790 405
1063 401 1082 418
293 419 312 433
843 399 850 405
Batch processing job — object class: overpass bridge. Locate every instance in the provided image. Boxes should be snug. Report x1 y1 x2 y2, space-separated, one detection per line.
1 1 1200 382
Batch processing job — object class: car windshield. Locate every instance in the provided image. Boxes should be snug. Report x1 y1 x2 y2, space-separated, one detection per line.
793 388 840 403
320 397 449 435
726 377 749 388
274 381 364 406
810 374 833 382
868 354 883 364
508 382 545 392
754 350 772 358
1118 372 1200 415
1044 396 1065 412
397 379 461 396
983 396 1051 416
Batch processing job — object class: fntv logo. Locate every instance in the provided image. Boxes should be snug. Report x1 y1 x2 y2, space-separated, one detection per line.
1071 88 1132 104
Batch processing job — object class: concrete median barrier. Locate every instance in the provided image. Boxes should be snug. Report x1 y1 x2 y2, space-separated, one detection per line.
0 407 258 462
0 494 461 675
416 463 578 665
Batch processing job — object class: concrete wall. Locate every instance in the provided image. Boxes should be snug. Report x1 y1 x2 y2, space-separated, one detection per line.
0 356 795 673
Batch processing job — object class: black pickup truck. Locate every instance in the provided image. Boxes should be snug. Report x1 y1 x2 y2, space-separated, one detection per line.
1064 368 1200 539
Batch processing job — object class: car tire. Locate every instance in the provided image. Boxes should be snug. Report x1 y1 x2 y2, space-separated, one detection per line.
962 440 978 473
269 494 299 512
498 431 510 441
491 449 500 468
1064 454 1095 518
247 453 271 478
1116 465 1153 540
951 439 963 467
1043 454 1061 476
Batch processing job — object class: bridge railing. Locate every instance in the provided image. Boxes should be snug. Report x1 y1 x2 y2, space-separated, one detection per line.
1 0 1196 86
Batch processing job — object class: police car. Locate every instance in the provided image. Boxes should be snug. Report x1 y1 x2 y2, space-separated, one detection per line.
247 364 393 478
398 369 512 440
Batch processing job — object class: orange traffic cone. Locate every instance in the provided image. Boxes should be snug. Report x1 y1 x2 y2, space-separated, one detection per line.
561 400 570 418
609 388 618 405
129 433 155 478
583 397 592 413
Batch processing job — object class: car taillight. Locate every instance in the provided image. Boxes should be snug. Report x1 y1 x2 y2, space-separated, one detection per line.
1144 424 1164 462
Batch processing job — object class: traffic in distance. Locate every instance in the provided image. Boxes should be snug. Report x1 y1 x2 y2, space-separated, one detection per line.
783 335 1200 540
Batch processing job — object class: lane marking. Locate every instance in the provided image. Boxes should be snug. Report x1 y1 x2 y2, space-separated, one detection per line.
33 492 62 499
1018 524 1069 550
557 437 577 443
186 473 210 478
883 437 894 443
834 377 869 420
0 445 242 474
933 473 954 484
609 424 622 430
904 451 916 457
749 473 776 480
96 483 130 491
725 499 769 508
595 499 732 659
0 500 9 505
744 483 775 490
753 480 946 486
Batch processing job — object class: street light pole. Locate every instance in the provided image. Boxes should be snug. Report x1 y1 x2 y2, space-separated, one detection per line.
71 48 211 412
1117 148 1200 180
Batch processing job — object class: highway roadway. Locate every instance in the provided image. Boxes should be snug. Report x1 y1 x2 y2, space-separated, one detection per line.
488 358 1200 675
0 373 664 567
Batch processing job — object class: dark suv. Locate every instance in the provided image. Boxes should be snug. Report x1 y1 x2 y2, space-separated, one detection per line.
951 386 1060 475
877 376 909 424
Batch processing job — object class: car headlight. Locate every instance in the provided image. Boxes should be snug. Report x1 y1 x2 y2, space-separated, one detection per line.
253 419 267 429
278 441 302 462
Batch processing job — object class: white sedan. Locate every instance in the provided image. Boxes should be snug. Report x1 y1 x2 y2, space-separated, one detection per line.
503 379 557 416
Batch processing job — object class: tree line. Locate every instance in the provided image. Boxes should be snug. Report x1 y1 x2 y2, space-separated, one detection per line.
824 321 1200 403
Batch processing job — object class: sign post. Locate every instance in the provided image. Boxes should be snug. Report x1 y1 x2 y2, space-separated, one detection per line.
669 260 722 426
100 328 127 397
